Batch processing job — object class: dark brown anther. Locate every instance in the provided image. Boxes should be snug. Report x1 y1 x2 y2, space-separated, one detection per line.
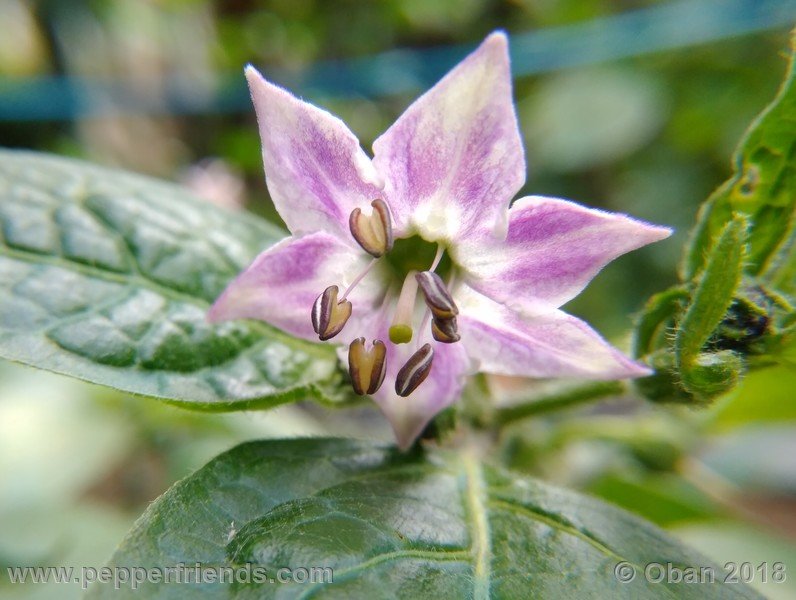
311 285 352 341
395 343 434 397
431 316 460 343
348 337 387 395
349 199 394 257
415 271 458 319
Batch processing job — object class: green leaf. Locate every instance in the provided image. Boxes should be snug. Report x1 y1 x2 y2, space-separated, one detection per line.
683 32 796 289
90 438 760 599
632 286 688 359
0 150 343 409
587 472 720 527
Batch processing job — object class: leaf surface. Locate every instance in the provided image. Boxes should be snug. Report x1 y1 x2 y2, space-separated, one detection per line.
0 150 342 409
90 438 761 599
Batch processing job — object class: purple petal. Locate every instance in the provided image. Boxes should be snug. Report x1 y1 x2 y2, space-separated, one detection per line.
208 232 382 342
372 32 525 242
455 195 672 310
456 285 651 379
356 313 471 450
246 66 384 241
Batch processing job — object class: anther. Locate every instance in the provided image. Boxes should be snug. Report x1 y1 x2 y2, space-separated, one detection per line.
415 271 458 319
431 316 460 343
395 343 434 397
349 199 394 258
348 337 387 395
389 270 418 344
311 285 352 341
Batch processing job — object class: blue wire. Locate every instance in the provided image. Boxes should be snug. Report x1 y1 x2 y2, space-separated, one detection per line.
0 0 794 122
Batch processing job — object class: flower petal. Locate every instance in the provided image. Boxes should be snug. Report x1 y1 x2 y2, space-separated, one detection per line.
375 340 470 450
208 232 383 342
349 310 470 450
372 31 525 242
455 195 672 310
246 66 384 241
456 284 651 379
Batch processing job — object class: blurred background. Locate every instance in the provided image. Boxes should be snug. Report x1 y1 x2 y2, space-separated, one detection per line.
1 0 795 598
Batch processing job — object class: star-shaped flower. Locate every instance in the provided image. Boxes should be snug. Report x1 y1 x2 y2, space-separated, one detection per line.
209 32 671 449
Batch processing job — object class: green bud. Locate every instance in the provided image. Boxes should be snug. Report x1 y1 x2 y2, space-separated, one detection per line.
680 350 744 399
633 350 691 404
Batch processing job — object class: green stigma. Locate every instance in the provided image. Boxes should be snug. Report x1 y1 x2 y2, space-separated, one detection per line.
389 324 413 344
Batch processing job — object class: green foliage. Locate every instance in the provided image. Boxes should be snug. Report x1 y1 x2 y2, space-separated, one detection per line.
587 473 720 527
634 35 796 405
89 439 759 599
676 217 747 368
675 217 747 399
708 364 796 430
0 150 345 410
683 32 796 286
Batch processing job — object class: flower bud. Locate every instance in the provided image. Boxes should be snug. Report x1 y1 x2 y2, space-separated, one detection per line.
348 337 387 395
680 350 743 399
311 285 352 341
395 343 434 397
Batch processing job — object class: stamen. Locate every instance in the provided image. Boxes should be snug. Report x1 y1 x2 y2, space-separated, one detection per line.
348 337 387 395
349 199 394 257
340 257 377 301
416 308 432 350
429 244 444 272
389 270 418 344
431 316 460 343
311 285 352 341
395 343 434 397
415 271 459 319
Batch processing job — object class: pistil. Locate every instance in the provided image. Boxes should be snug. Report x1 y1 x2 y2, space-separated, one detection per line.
389 270 419 344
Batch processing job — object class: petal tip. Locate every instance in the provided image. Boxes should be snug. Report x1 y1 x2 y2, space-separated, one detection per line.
483 30 509 50
207 287 242 324
616 358 654 379
206 299 227 324
391 417 429 452
244 63 265 85
475 30 510 66
652 224 675 241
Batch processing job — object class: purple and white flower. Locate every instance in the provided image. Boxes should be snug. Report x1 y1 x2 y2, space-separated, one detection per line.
209 32 671 449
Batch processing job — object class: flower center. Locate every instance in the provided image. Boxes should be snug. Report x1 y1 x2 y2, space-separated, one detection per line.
385 236 453 282
310 200 462 399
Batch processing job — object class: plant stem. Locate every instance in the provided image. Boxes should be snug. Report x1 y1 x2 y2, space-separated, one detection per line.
494 381 626 426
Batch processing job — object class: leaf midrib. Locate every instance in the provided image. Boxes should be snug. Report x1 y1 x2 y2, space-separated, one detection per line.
287 455 654 599
463 454 491 600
